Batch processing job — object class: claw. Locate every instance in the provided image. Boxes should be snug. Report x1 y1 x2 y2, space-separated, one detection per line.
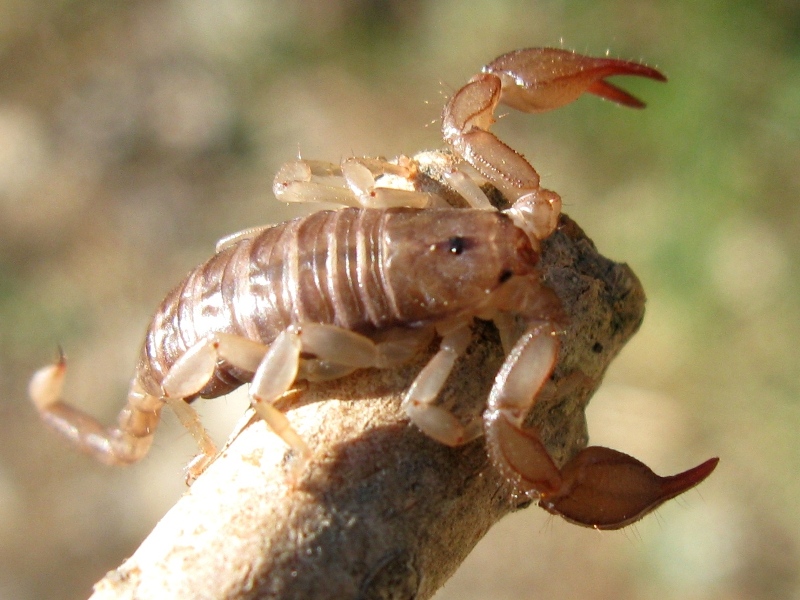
442 47 665 239
483 315 718 530
483 47 667 113
539 447 719 530
484 409 562 495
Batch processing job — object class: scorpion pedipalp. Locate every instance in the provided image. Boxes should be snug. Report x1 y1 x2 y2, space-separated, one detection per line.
481 321 718 530
483 47 667 113
539 448 719 530
442 47 666 236
438 48 716 529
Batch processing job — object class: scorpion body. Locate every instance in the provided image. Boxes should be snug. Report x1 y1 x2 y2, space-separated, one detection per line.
139 206 532 400
31 48 717 530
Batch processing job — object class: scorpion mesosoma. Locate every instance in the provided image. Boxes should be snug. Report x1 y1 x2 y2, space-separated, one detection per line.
30 48 717 530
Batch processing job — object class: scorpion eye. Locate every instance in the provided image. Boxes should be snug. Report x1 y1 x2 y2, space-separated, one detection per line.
432 236 475 255
498 269 514 284
448 236 467 255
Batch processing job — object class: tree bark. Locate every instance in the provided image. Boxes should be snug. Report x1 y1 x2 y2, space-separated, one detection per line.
89 157 646 600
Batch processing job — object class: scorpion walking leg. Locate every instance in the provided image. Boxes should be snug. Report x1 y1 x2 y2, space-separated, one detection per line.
401 323 482 446
250 324 434 477
273 157 438 208
441 168 495 210
155 333 271 476
272 160 360 206
297 322 433 371
339 157 438 208
215 225 275 253
166 325 434 477
484 322 719 529
29 354 163 465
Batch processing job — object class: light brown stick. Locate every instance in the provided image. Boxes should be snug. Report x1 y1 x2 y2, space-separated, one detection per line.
89 165 646 600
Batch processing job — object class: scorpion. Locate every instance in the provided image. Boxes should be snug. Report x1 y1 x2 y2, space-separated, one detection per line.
30 48 717 530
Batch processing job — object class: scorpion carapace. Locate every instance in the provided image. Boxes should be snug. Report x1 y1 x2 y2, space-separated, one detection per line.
30 47 717 530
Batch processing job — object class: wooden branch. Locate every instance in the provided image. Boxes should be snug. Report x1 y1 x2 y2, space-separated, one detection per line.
89 164 646 600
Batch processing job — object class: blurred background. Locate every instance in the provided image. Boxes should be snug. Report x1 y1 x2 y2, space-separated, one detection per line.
0 1 798 598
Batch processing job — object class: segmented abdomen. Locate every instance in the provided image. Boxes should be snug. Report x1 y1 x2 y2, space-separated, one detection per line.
136 208 400 396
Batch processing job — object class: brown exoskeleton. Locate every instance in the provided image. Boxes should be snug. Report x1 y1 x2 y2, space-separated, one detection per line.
30 48 717 529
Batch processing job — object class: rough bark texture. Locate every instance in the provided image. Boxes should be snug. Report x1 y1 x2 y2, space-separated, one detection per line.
89 156 646 600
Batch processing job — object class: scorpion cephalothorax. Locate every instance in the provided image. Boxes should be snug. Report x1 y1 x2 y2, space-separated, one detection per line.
30 48 716 530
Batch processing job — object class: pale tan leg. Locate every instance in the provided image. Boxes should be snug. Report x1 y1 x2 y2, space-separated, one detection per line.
158 333 270 478
273 159 359 206
272 157 438 209
340 158 434 208
215 225 275 253
297 322 431 369
247 328 308 470
164 325 435 478
442 168 495 210
216 386 306 460
159 340 226 478
297 325 434 380
163 397 218 479
289 323 475 446
401 324 482 446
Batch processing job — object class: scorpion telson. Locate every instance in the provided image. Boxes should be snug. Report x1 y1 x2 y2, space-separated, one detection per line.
30 47 717 530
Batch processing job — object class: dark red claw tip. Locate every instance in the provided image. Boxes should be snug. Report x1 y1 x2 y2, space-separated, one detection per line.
661 456 719 499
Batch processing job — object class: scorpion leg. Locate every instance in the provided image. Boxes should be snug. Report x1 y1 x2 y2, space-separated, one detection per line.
29 354 163 466
249 321 475 448
246 324 406 477
165 326 436 477
160 332 306 477
247 324 429 476
215 225 275 253
484 323 719 529
153 331 307 477
298 322 434 371
273 157 437 209
246 328 312 477
339 157 436 208
401 323 482 446
273 159 360 206
159 335 268 476
441 168 495 210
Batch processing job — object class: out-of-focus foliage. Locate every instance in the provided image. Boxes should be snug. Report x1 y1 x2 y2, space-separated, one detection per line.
0 1 797 598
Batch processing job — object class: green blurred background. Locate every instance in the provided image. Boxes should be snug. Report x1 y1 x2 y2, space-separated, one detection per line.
0 1 798 598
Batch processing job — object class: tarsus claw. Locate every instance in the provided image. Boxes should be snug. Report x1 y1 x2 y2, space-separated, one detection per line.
539 447 719 530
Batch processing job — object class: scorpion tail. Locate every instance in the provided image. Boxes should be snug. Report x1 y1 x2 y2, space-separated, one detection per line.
29 354 161 466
